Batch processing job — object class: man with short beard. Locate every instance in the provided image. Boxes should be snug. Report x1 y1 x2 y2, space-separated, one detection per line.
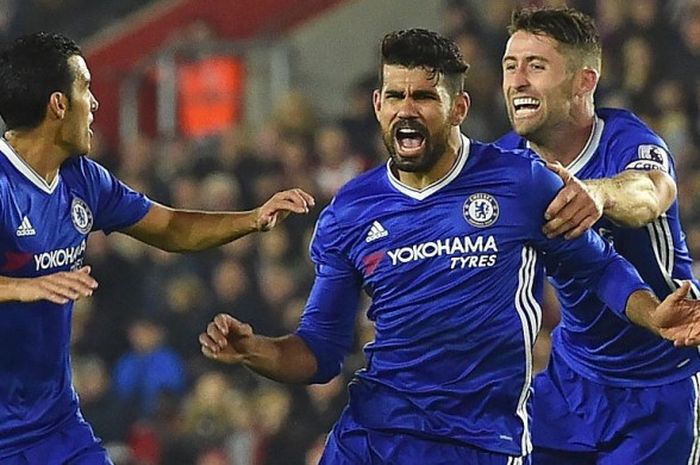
201 28 700 465
497 7 700 465
0 32 313 465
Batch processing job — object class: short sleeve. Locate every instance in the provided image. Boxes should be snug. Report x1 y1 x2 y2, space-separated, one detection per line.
84 160 153 234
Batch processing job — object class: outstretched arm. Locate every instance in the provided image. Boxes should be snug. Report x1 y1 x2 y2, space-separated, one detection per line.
199 313 319 384
122 188 315 252
626 282 700 347
0 266 98 304
543 163 675 239
585 169 675 227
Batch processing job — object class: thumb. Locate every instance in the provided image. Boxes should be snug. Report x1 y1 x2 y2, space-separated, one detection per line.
229 319 254 337
77 265 92 274
672 281 691 301
546 161 571 183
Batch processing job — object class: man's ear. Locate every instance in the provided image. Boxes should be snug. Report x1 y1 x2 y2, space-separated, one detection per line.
576 68 599 97
452 91 470 126
373 89 382 122
47 92 68 120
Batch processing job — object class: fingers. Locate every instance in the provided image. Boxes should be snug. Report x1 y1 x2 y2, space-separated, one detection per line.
208 313 252 343
199 333 221 358
543 176 603 239
543 207 598 239
272 188 316 214
23 268 99 304
257 188 316 231
543 186 575 222
199 314 253 364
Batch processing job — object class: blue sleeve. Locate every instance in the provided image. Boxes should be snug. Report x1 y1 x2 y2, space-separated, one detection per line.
84 159 153 234
527 161 651 319
607 124 675 178
295 204 362 384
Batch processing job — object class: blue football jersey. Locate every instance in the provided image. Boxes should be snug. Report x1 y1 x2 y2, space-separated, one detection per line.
296 135 650 456
0 138 152 456
496 108 700 387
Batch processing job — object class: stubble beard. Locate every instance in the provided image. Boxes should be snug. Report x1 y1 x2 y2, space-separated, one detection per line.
383 124 451 173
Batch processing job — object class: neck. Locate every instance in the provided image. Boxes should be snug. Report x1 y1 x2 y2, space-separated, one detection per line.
4 127 68 184
397 127 462 190
529 105 595 167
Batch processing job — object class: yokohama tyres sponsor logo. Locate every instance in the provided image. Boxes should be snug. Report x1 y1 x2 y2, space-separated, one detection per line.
33 240 87 271
387 235 498 266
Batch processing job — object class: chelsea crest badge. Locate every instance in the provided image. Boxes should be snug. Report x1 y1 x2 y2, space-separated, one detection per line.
463 193 499 228
71 197 94 234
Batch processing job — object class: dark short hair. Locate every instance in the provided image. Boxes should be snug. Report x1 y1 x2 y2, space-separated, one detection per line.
0 32 82 130
508 7 601 71
379 28 469 96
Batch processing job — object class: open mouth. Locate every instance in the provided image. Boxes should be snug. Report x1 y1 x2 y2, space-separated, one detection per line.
512 97 541 117
393 125 426 156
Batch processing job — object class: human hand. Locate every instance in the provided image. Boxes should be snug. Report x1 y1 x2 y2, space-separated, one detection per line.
199 313 256 364
652 282 700 347
255 188 315 232
543 162 605 240
16 265 98 304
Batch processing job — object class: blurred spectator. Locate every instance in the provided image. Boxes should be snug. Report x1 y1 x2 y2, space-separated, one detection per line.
113 314 187 420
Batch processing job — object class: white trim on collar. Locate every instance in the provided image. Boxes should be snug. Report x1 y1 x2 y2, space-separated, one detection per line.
524 115 605 177
387 134 470 201
0 138 60 194
565 115 604 176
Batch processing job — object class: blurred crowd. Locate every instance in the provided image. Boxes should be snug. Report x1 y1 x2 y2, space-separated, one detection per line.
0 0 153 41
4 0 698 464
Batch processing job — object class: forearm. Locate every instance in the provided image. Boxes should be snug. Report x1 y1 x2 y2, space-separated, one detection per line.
624 289 662 335
0 276 23 303
126 207 260 253
164 209 260 251
241 334 319 384
585 170 675 228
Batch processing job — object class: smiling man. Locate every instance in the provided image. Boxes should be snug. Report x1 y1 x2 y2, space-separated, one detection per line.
496 7 700 465
0 32 314 465
199 28 700 465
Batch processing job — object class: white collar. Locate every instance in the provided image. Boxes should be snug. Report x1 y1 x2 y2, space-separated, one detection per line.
0 138 60 194
525 115 604 176
566 115 604 175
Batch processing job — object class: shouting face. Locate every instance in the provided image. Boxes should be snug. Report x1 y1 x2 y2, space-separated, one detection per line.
374 64 465 174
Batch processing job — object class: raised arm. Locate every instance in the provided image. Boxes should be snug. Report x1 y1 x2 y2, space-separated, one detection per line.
122 188 314 252
543 163 675 239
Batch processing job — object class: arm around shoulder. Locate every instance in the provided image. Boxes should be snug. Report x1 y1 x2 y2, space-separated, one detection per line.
585 170 676 228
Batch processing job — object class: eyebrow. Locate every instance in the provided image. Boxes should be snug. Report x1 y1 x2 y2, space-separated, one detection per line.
502 54 550 64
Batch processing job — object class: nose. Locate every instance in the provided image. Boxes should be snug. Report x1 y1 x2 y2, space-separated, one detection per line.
396 98 419 119
506 64 530 91
90 93 99 112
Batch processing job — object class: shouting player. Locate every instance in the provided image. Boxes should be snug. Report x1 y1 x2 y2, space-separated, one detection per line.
201 28 700 465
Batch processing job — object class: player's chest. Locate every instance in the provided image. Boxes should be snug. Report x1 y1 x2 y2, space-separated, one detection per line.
0 186 93 274
348 190 528 281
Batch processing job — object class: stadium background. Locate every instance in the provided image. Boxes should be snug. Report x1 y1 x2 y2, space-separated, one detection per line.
2 0 699 463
